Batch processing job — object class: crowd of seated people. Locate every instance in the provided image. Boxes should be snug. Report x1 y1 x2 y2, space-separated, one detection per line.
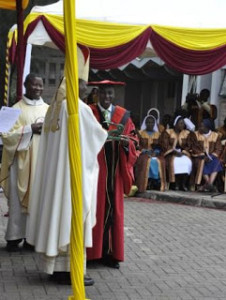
134 96 225 194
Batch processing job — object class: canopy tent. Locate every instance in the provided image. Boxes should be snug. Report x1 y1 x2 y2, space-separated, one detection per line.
2 1 226 300
6 0 226 78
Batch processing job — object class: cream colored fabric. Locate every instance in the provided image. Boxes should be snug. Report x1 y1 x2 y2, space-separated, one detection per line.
27 96 107 271
5 160 27 240
0 97 48 241
1 97 49 209
38 248 87 275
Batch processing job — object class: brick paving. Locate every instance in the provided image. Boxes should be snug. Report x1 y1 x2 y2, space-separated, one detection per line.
1 192 226 299
137 190 226 210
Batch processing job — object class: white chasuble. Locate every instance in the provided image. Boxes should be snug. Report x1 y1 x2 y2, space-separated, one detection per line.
27 99 107 273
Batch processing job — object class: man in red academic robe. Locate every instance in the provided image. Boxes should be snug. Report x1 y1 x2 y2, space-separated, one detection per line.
87 80 137 269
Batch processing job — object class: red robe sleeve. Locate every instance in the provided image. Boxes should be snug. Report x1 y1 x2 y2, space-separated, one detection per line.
119 118 138 195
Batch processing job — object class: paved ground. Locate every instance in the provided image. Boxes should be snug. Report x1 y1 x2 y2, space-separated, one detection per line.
1 193 226 299
137 190 226 210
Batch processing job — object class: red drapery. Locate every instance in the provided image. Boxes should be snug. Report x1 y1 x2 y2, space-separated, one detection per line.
8 15 226 91
43 17 151 69
88 28 151 69
150 30 226 75
42 17 65 52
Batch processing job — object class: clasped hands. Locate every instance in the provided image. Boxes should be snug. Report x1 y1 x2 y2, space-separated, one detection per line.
31 122 43 134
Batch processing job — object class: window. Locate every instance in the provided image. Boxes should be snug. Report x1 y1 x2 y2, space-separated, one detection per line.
60 63 64 79
49 63 56 85
30 60 46 84
219 70 226 98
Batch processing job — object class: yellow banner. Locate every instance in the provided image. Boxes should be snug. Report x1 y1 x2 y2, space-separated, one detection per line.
10 11 226 52
152 24 226 50
0 0 29 10
63 0 86 299
45 14 148 48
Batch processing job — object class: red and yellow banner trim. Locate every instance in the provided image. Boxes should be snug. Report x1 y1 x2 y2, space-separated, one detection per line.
7 13 226 75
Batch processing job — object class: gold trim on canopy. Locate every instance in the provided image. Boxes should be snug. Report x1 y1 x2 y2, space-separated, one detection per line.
152 24 226 50
15 12 226 50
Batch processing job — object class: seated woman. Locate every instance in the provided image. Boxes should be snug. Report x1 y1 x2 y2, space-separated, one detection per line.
135 115 166 192
160 116 192 191
141 108 164 133
189 119 222 192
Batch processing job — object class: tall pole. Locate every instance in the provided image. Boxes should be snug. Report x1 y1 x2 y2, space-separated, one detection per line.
16 0 24 101
63 0 86 299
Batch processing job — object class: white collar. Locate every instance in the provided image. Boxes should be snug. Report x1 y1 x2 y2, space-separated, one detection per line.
141 115 158 132
203 130 212 137
23 95 44 106
98 103 112 112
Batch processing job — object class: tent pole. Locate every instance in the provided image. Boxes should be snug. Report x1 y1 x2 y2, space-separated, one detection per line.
16 0 24 101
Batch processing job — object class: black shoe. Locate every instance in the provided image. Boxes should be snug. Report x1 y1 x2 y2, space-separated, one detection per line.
180 184 188 192
102 257 120 269
84 276 95 286
6 239 22 252
180 174 189 192
6 244 20 252
23 240 35 251
170 183 175 190
171 183 179 191
204 184 218 193
50 272 71 285
111 261 120 269
50 273 95 286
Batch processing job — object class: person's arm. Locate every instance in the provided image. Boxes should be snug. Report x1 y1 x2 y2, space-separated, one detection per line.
119 118 138 152
212 134 222 158
188 132 205 158
202 102 211 114
118 117 138 194
159 130 174 157
1 121 33 153
181 131 191 157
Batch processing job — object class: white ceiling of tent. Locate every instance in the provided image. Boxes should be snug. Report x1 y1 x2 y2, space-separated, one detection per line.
27 20 157 56
31 0 226 28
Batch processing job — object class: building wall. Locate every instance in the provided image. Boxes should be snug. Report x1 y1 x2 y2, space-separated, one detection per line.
30 46 65 103
124 79 182 126
29 46 183 126
218 68 226 127
181 69 226 127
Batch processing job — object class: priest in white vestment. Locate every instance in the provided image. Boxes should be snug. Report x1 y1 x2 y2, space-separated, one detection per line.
0 74 49 251
26 47 107 285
